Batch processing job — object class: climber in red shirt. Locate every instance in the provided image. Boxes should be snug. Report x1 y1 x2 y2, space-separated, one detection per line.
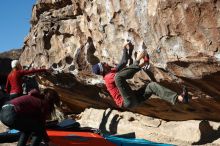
92 42 189 108
5 60 48 99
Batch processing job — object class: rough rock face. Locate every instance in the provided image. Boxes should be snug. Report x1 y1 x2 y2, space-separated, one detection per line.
19 0 220 121
78 108 220 145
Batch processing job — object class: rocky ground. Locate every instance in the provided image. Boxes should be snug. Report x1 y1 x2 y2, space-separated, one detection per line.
77 108 220 146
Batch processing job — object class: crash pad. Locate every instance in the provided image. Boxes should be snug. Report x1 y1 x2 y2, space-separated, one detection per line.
47 130 116 146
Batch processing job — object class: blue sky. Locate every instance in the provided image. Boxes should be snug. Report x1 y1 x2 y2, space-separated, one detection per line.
0 0 36 53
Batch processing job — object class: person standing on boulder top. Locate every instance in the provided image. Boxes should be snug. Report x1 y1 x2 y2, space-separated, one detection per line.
92 41 189 108
5 60 49 100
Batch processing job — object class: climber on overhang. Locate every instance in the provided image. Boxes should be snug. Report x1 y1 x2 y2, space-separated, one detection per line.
91 41 189 108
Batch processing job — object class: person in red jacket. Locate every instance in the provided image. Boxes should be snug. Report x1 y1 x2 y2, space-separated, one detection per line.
92 42 188 108
0 88 60 146
5 60 48 99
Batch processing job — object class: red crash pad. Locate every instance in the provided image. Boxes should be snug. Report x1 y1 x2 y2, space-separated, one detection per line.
46 130 116 146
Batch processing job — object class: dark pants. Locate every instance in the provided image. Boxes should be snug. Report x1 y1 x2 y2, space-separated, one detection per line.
0 105 45 146
9 93 23 100
115 63 178 108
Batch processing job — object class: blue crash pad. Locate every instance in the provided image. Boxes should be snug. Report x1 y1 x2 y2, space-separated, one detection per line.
105 135 174 146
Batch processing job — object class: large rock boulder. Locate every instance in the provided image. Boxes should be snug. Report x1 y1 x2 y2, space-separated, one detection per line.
19 0 220 121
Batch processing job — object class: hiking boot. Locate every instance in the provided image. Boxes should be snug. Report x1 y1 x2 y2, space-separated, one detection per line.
181 86 189 103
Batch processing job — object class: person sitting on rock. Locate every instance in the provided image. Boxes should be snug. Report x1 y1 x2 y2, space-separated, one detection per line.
5 60 49 100
0 88 60 146
92 42 189 108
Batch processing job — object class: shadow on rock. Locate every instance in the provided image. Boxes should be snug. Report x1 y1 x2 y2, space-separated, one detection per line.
193 120 220 145
99 109 123 135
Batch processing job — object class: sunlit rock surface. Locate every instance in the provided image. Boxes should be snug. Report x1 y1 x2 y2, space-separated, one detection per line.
77 108 220 145
19 0 220 121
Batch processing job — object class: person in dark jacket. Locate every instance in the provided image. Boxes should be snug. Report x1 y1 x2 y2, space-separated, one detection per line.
92 42 189 108
0 88 60 146
5 60 49 100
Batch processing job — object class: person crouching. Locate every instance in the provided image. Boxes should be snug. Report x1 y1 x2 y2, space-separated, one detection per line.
0 88 60 146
